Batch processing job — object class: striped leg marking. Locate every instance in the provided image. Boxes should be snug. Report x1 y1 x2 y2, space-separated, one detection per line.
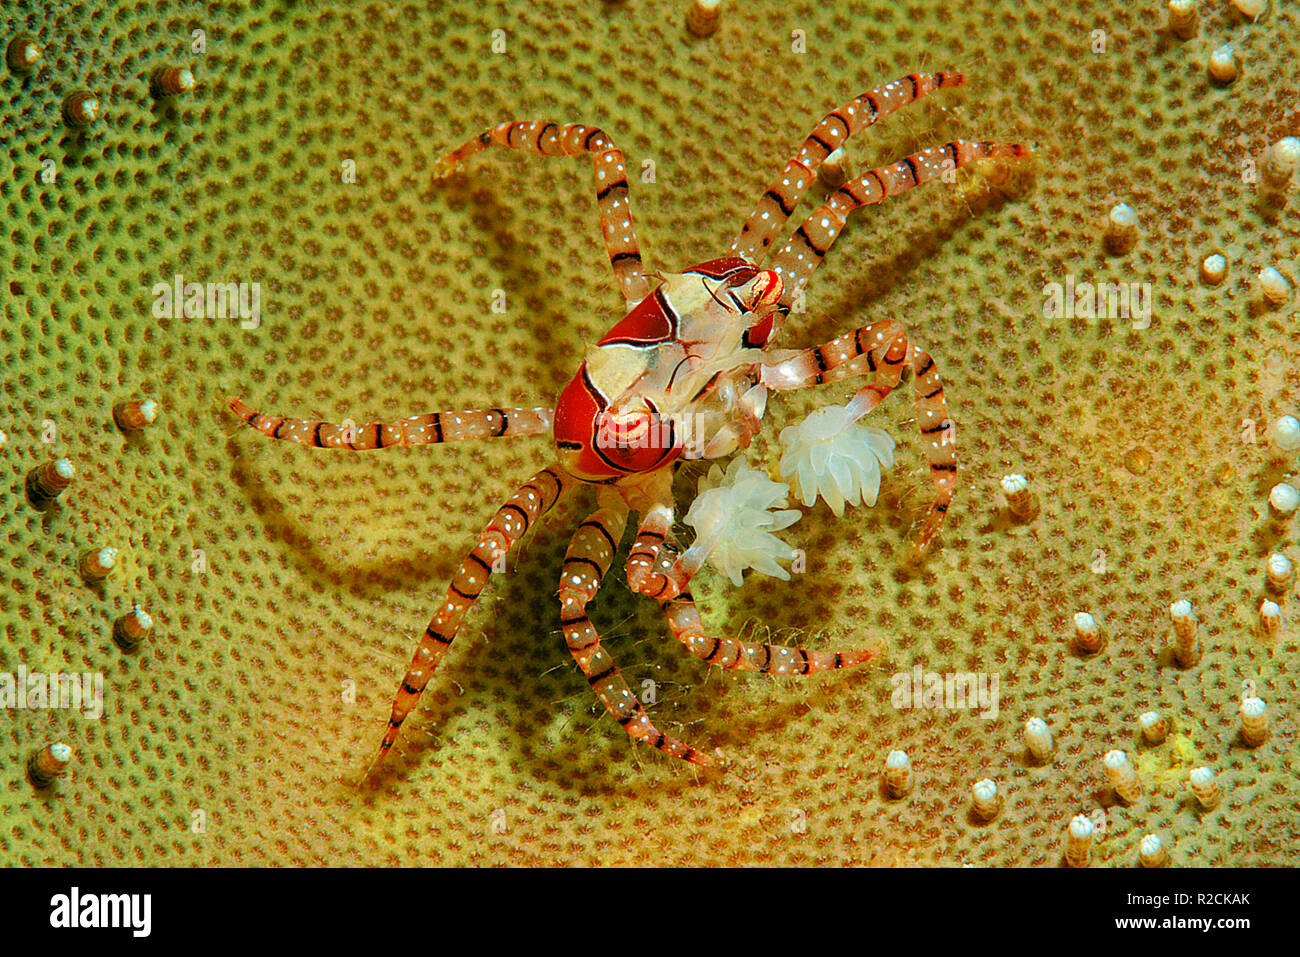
770 139 1026 314
730 72 967 261
229 397 553 450
625 504 691 603
661 592 878 674
373 467 565 763
761 320 958 555
560 505 712 766
433 120 651 308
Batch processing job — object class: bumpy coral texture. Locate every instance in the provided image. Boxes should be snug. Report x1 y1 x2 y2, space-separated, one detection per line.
3 0 1298 869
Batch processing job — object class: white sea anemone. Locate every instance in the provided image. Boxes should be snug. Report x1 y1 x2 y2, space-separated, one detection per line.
778 403 895 516
682 458 802 586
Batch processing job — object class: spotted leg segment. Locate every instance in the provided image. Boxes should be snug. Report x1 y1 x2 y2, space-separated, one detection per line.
761 320 957 554
434 120 651 308
373 467 566 764
229 397 553 450
560 502 712 766
730 71 967 261
660 590 879 674
770 139 1026 314
624 504 692 602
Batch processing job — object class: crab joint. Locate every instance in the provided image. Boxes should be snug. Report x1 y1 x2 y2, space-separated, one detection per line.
1139 833 1167 868
1200 253 1227 285
1167 0 1198 39
1258 267 1292 307
1269 481 1300 515
818 147 852 189
1208 45 1238 84
1104 202 1138 254
1260 599 1282 638
1262 137 1300 190
1266 552 1294 592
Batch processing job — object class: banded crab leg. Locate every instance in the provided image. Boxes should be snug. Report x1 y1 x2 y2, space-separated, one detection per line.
625 503 687 600
626 517 880 674
730 71 967 261
228 397 553 450
560 498 712 765
624 504 757 602
434 120 651 309
373 467 566 765
659 588 879 675
769 138 1026 315
760 320 956 555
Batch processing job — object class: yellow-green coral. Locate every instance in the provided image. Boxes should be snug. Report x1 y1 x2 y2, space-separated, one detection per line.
1 0 1297 868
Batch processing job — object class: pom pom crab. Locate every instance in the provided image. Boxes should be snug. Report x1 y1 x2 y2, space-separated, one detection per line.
229 72 1023 767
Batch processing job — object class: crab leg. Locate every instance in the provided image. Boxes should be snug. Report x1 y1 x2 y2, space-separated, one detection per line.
761 320 957 554
627 514 879 672
373 467 566 764
660 591 878 674
561 500 712 765
435 120 651 308
228 397 553 449
730 71 967 261
624 504 691 599
769 139 1025 314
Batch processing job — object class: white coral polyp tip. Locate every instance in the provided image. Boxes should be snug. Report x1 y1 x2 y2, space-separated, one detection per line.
1259 267 1291 306
778 403 894 517
1269 482 1300 514
1273 415 1300 451
683 458 801 587
1208 45 1237 83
